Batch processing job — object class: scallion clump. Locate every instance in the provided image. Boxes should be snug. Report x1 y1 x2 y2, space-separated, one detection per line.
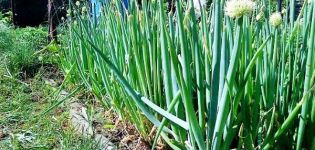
61 0 315 149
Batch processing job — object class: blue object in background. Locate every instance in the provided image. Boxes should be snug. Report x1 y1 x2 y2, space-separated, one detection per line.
91 0 128 21
91 0 104 19
122 0 128 10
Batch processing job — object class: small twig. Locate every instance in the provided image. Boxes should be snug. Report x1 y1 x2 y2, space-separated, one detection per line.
4 62 12 77
3 75 29 87
3 58 29 86
33 40 56 56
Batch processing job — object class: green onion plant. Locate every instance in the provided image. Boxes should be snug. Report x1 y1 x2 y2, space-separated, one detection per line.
61 0 315 149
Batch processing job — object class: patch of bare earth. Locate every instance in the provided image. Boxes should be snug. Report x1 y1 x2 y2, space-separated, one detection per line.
95 109 151 150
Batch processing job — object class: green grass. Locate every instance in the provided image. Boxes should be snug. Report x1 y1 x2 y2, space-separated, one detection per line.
0 26 48 76
0 56 100 150
0 74 63 149
0 22 101 150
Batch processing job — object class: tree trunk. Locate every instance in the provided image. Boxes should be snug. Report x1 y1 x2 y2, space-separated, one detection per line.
48 0 57 42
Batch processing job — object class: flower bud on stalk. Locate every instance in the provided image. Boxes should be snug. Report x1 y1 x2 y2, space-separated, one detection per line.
81 6 87 14
225 0 256 19
281 8 287 14
256 11 264 21
269 12 282 27
184 9 191 30
75 1 80 6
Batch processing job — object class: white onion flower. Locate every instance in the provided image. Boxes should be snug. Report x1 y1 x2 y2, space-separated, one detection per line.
75 1 80 6
225 0 256 18
269 12 282 27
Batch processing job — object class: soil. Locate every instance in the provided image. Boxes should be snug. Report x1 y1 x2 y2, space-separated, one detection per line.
19 63 64 84
95 109 151 150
